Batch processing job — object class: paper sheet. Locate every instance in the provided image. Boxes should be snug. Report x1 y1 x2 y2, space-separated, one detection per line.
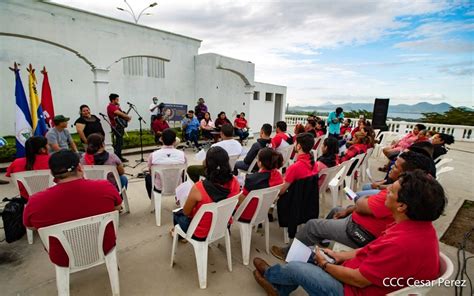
285 238 312 263
175 180 193 206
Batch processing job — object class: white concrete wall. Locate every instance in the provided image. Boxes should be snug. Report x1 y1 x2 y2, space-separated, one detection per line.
250 82 287 131
0 0 200 135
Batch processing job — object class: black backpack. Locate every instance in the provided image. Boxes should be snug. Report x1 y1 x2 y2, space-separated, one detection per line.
1 197 27 243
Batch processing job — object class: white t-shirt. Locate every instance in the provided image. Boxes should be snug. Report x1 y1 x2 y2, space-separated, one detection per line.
149 103 159 116
212 139 244 156
147 146 187 189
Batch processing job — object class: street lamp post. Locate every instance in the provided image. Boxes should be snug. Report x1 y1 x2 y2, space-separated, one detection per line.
117 0 157 24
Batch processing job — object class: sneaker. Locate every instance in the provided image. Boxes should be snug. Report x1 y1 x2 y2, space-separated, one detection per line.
120 158 129 163
270 245 287 261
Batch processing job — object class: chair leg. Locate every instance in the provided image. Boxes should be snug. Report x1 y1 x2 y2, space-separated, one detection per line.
225 229 233 272
153 192 162 226
55 266 70 296
193 243 208 289
121 190 130 214
27 229 34 244
329 185 338 208
238 223 251 266
104 248 120 296
265 219 270 254
283 227 289 244
170 229 178 267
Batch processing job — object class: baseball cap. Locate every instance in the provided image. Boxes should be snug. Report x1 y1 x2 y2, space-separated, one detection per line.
53 115 70 124
49 150 80 176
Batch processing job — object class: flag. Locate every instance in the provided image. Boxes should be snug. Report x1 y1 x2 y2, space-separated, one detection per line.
10 64 32 157
27 64 47 136
40 66 55 128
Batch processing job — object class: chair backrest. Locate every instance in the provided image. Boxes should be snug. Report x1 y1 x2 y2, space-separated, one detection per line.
435 158 453 170
318 165 344 193
233 185 282 225
280 144 295 168
346 153 366 178
150 163 187 196
246 157 258 173
186 194 239 243
330 157 357 187
377 131 400 146
82 165 123 189
436 166 453 181
228 155 240 170
313 135 325 150
11 169 54 195
38 211 119 272
365 147 374 160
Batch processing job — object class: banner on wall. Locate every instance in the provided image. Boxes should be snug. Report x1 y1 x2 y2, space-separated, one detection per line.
162 103 188 122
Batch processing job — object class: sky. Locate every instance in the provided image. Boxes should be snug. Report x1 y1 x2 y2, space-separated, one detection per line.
52 0 473 107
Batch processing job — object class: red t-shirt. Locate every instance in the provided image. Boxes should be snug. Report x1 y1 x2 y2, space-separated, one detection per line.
343 220 440 296
191 177 240 239
107 103 120 127
340 126 352 135
271 132 292 149
315 130 325 137
23 179 122 267
234 117 248 129
152 119 170 133
284 153 319 184
351 190 394 237
6 154 50 200
239 170 284 222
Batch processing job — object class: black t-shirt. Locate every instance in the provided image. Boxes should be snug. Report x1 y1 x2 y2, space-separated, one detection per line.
74 115 105 142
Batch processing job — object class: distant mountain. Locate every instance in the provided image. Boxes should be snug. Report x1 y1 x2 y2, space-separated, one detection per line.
288 102 456 114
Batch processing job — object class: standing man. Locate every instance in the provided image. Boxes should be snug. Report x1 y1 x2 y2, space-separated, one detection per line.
327 107 344 138
107 93 131 163
149 97 160 127
194 97 208 121
45 115 78 154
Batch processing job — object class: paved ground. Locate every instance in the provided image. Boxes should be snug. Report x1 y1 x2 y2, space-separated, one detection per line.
0 139 472 295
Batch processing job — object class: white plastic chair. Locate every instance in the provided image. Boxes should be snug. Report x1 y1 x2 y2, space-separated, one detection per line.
344 153 366 191
82 165 130 214
228 154 240 171
312 135 326 159
328 158 357 208
318 165 344 211
436 166 454 182
435 158 453 170
150 163 187 226
373 132 401 159
387 252 454 295
280 144 295 172
237 157 258 175
233 185 282 265
37 211 120 296
170 194 239 289
359 148 374 183
10 169 55 244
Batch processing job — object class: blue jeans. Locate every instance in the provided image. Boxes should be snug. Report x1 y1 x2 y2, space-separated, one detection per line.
186 129 200 147
119 175 128 189
264 261 344 296
235 129 249 141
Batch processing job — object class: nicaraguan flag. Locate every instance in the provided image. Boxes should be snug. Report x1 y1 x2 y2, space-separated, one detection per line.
27 64 47 136
13 67 33 157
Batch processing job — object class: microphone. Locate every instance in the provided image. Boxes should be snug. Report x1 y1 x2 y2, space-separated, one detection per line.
127 101 135 106
99 112 107 117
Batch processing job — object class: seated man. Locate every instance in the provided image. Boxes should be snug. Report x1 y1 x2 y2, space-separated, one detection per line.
45 115 78 153
181 110 200 149
233 123 272 175
271 121 293 152
23 150 122 267
187 124 244 182
271 150 435 260
145 129 187 198
254 170 446 295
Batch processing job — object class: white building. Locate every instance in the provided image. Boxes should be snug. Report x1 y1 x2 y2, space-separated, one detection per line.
0 0 286 139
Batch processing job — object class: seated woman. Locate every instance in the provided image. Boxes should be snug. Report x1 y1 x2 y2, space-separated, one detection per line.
214 111 232 131
200 112 215 141
431 132 454 160
237 148 284 222
6 136 50 201
80 133 128 189
316 137 340 187
172 146 240 241
234 112 250 142
382 124 426 158
340 131 368 163
314 120 327 137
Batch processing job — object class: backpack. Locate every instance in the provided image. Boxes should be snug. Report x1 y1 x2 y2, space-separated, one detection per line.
1 197 27 243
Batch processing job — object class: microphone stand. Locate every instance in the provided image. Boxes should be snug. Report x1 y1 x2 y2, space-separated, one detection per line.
128 103 147 170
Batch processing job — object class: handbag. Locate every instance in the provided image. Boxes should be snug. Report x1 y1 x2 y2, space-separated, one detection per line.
1 197 27 243
345 218 376 247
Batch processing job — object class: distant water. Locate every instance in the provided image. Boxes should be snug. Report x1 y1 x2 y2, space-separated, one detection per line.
295 108 423 120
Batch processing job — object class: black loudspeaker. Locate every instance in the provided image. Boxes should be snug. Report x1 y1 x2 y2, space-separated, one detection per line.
372 98 390 131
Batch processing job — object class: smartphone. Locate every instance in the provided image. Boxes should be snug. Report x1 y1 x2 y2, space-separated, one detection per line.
317 247 336 264
344 186 357 201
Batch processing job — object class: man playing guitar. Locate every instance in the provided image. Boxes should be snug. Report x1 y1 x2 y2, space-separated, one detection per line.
107 93 131 162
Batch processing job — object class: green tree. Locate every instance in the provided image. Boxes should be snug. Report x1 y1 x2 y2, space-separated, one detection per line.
421 107 474 126
343 109 373 119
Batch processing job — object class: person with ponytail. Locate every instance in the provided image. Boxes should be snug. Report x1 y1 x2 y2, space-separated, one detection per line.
6 136 50 200
237 148 284 222
79 133 128 189
279 132 319 195
172 146 240 241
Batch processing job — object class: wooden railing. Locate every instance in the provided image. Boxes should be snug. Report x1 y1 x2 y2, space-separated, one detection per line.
284 114 473 142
